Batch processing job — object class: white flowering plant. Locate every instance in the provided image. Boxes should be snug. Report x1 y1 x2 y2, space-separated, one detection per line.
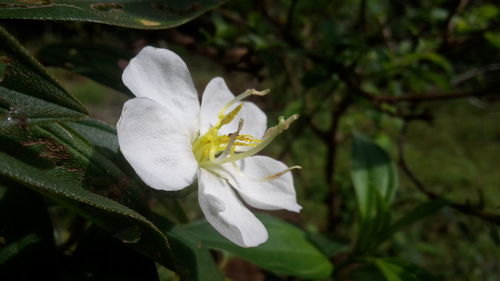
1 1 496 281
117 46 302 247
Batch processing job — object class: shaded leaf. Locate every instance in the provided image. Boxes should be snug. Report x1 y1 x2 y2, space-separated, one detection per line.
38 42 133 96
0 120 175 270
351 132 398 220
184 214 333 279
351 132 398 253
153 214 225 281
371 258 439 281
0 86 87 128
388 199 448 236
307 232 350 258
0 0 226 29
0 181 62 280
0 26 87 115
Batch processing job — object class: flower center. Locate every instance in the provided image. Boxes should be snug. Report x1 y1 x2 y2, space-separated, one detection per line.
192 89 298 168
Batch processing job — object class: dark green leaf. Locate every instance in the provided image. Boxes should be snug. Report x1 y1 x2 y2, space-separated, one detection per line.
351 133 399 253
388 199 448 236
184 214 333 279
38 42 133 96
0 26 87 115
351 132 398 220
0 0 226 29
307 232 350 258
0 120 175 270
153 214 225 281
371 258 439 281
0 86 87 128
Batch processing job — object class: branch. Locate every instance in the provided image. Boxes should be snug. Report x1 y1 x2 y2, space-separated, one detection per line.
325 94 353 232
398 123 500 226
342 74 500 104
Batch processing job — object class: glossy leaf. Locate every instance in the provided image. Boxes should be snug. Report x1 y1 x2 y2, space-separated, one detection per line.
0 0 226 29
351 133 398 254
38 42 133 96
184 214 333 279
0 26 87 115
0 121 175 269
351 132 398 220
0 86 87 128
153 214 225 281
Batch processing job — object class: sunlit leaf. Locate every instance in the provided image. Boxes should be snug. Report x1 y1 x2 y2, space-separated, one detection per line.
184 214 333 279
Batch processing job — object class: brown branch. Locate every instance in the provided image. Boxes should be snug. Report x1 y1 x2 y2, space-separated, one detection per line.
398 122 500 226
342 74 500 104
359 0 368 33
325 94 353 232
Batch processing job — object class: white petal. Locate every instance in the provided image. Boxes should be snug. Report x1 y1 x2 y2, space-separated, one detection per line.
220 156 302 212
200 77 267 138
198 168 268 247
122 46 200 138
117 97 198 191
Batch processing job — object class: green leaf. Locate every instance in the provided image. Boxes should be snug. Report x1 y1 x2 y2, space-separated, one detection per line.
0 0 226 29
0 86 87 128
38 42 133 96
351 133 399 253
153 214 225 281
0 121 175 270
307 232 350 258
0 26 87 115
351 132 398 221
371 258 439 281
388 199 448 236
184 214 333 279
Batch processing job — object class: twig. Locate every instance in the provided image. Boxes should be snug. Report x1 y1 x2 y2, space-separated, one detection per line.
398 122 500 226
359 0 368 33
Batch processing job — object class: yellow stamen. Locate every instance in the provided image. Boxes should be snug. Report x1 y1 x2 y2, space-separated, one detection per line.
262 165 302 181
192 88 298 173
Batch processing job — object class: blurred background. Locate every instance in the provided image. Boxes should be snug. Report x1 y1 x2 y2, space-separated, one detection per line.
2 0 500 280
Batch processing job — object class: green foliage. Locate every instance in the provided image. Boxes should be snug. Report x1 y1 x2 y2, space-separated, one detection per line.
1 0 499 280
184 214 333 279
351 133 397 254
0 26 87 116
0 0 226 29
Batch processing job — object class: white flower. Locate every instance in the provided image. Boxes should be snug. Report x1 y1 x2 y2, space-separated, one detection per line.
117 46 302 247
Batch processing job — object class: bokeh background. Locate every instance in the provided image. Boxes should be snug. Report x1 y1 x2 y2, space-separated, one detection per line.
1 0 500 280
